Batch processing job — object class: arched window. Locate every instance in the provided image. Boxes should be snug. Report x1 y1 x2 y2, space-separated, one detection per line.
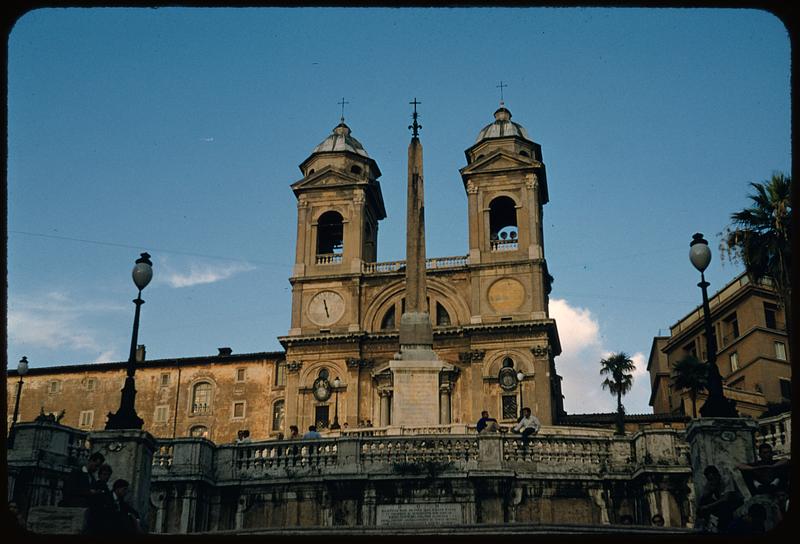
502 357 514 368
489 196 518 251
272 400 285 431
191 382 212 414
381 306 396 330
189 425 208 438
436 302 451 326
350 165 362 175
317 211 344 255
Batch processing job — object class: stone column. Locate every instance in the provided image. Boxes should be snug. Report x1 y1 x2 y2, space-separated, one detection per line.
686 418 757 510
284 360 303 430
89 429 157 530
293 197 309 277
439 384 452 425
526 173 542 259
466 180 480 264
379 389 392 427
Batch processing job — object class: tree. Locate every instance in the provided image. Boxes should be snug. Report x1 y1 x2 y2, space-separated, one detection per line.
600 352 636 435
721 173 792 336
670 355 708 418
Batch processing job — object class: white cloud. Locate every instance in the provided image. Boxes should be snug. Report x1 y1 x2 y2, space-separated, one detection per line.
550 298 652 415
7 291 123 359
164 262 255 288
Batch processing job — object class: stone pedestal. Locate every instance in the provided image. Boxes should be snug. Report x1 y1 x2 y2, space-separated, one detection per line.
89 429 157 530
389 360 445 427
686 418 757 503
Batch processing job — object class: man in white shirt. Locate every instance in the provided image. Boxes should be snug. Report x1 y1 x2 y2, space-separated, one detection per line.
512 407 541 448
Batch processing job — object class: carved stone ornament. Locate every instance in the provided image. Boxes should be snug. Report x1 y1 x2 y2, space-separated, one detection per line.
525 173 538 189
312 377 332 402
107 441 125 453
531 345 550 358
466 180 478 194
459 350 485 363
347 357 374 369
498 367 519 391
287 361 304 373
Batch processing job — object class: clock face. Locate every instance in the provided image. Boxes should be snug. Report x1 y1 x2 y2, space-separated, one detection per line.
308 290 345 326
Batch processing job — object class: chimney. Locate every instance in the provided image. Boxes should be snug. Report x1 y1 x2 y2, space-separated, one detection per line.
218 347 233 356
135 345 146 362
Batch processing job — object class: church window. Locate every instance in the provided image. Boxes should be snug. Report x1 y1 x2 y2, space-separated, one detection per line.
272 400 285 431
191 382 212 414
317 211 344 255
436 302 451 326
381 305 396 330
489 196 518 251
350 165 362 175
189 425 208 438
501 395 518 420
275 360 287 387
502 357 514 368
315 405 330 429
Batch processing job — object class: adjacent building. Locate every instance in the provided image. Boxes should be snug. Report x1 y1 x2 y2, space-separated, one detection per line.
648 272 791 418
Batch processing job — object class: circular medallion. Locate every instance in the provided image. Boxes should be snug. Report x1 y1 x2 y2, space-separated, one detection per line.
313 377 332 401
720 431 736 442
307 291 345 326
487 278 525 313
498 367 519 391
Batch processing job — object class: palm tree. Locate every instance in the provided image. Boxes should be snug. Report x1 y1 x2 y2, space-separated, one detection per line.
721 173 792 336
670 355 708 418
600 352 636 435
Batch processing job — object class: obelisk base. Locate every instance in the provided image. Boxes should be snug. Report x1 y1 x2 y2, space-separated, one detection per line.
389 359 445 427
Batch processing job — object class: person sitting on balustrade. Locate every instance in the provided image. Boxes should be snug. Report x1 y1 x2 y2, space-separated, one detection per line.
696 465 743 533
303 425 321 439
476 411 500 434
61 451 105 507
511 407 540 448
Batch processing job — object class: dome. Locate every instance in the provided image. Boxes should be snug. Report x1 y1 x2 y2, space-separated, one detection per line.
311 122 371 158
474 104 531 143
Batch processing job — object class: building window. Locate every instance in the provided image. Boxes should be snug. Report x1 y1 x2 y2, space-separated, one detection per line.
236 368 246 382
155 405 169 423
275 361 286 387
779 379 791 399
272 400 285 431
730 352 739 372
436 302 451 326
683 341 697 358
85 378 96 392
314 405 330 429
723 313 739 345
160 373 170 387
317 210 344 256
381 306 396 330
79 410 94 428
232 401 246 419
189 425 208 438
488 196 519 251
502 395 518 420
48 380 61 394
191 382 212 414
775 342 787 361
764 303 778 329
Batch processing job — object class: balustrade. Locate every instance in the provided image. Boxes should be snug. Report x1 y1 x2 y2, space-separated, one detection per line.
361 256 468 274
316 253 343 265
490 239 518 252
757 412 791 457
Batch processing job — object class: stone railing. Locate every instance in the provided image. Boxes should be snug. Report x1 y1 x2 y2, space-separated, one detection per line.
316 253 343 265
148 428 693 483
490 239 518 252
757 412 791 457
361 256 468 274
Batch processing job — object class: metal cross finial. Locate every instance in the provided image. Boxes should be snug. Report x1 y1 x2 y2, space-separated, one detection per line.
497 81 508 104
408 98 422 137
338 97 350 123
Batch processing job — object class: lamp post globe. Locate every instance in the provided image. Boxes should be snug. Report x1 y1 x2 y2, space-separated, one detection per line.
516 371 525 418
18 356 29 377
331 377 342 430
106 252 153 430
688 234 737 418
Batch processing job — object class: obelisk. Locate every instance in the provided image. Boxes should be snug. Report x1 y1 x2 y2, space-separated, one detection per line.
389 99 445 427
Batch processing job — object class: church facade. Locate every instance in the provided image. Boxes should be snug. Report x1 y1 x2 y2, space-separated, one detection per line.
8 103 565 443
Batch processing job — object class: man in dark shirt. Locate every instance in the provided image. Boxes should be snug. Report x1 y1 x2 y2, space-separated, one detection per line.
60 451 105 507
697 465 743 533
476 411 499 433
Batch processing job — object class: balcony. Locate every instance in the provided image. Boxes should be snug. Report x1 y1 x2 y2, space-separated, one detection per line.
315 253 342 265
361 256 468 274
490 239 518 252
191 403 210 415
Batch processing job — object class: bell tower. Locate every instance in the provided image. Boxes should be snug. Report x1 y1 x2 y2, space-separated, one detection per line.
288 118 386 336
459 102 552 324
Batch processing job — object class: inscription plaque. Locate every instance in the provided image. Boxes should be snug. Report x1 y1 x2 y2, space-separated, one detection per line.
376 503 463 526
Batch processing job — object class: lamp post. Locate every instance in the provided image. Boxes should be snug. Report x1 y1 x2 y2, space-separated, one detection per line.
689 233 738 418
8 356 29 447
517 371 525 418
330 377 342 430
106 252 153 430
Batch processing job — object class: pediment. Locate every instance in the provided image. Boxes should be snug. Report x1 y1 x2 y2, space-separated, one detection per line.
460 151 537 176
291 166 365 193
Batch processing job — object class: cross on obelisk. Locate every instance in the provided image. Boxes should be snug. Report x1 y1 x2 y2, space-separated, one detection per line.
497 80 508 104
408 97 422 137
338 97 349 123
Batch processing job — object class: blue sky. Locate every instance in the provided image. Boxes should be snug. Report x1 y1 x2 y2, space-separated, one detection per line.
7 8 790 415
